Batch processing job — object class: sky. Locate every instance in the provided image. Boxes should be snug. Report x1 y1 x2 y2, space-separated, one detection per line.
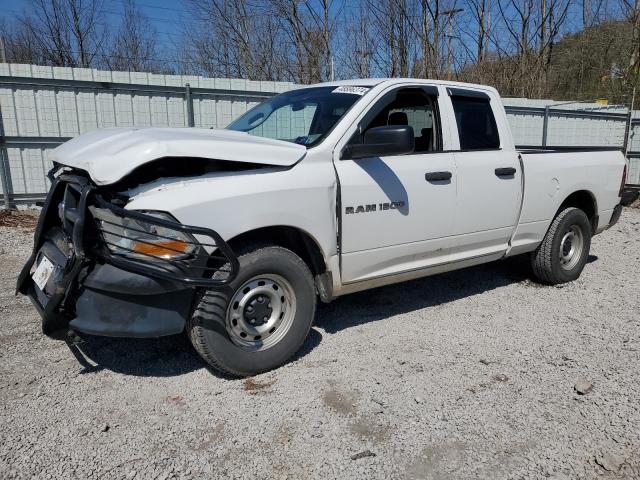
0 0 187 55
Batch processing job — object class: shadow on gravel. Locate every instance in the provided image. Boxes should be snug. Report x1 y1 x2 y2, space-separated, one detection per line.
68 257 531 377
70 325 324 378
316 256 532 334
72 333 203 377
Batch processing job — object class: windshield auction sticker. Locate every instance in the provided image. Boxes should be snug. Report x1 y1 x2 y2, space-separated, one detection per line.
332 86 370 96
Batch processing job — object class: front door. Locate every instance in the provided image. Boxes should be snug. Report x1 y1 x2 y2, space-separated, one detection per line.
334 86 457 283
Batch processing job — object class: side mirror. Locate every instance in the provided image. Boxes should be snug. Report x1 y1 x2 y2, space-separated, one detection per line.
342 125 415 160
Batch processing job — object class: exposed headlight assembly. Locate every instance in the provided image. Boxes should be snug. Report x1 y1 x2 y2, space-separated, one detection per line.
90 207 198 261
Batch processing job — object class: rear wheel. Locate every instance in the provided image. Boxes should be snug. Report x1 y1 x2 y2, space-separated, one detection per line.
530 207 592 284
188 245 316 377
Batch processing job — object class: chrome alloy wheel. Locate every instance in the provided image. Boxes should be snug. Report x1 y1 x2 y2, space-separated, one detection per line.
559 225 584 270
226 274 297 351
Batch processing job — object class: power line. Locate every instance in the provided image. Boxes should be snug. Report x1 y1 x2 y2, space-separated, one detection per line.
129 1 188 13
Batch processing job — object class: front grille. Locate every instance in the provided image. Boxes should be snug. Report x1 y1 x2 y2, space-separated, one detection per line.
17 170 239 338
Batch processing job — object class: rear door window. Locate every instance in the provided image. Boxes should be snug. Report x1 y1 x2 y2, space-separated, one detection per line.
450 95 500 150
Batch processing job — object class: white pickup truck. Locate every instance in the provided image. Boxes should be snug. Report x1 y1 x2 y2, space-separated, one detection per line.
18 79 629 376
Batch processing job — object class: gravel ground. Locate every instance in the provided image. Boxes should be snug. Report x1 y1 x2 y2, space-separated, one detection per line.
1 208 639 480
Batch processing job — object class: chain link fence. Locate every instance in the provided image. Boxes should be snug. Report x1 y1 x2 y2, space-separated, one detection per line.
1 64 639 208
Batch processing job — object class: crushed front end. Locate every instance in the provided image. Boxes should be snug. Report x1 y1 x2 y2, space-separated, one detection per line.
16 170 238 339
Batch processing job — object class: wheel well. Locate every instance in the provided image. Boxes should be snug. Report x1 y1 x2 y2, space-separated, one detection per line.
227 226 326 276
557 190 597 231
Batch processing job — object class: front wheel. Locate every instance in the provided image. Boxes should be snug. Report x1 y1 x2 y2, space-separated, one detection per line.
530 207 592 284
188 245 316 377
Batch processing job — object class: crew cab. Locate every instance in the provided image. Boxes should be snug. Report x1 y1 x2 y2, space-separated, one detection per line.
17 79 629 376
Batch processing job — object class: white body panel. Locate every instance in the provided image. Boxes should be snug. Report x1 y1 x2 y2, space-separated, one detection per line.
332 82 459 283
451 150 522 258
51 127 306 185
51 78 627 298
336 151 457 282
507 150 625 256
126 157 338 263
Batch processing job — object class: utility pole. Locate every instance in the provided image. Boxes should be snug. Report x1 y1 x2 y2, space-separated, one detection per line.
442 8 463 80
0 36 7 63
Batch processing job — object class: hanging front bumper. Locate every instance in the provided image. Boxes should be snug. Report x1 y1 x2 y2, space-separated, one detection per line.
16 173 239 338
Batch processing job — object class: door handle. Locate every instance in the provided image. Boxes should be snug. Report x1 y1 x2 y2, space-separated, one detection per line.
425 171 452 182
495 167 516 177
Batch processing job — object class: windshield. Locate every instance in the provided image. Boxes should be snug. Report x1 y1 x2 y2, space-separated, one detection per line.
226 86 368 147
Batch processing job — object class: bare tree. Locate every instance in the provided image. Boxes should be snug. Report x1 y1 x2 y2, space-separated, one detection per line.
454 0 493 83
421 0 444 78
583 0 606 27
104 0 157 72
365 0 418 77
182 0 286 80
303 0 337 80
181 0 339 83
0 20 44 64
463 0 491 64
1 0 637 104
270 0 335 83
18 0 107 67
624 0 640 89
342 3 377 78
490 0 570 96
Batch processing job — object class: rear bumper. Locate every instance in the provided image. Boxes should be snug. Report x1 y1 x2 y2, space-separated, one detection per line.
621 187 639 207
598 187 638 233
17 173 237 338
608 204 623 229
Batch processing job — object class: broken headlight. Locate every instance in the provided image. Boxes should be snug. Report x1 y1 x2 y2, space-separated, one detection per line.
90 207 198 261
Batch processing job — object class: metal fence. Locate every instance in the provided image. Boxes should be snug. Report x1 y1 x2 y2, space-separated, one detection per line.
1 64 639 208
0 64 299 208
504 103 640 187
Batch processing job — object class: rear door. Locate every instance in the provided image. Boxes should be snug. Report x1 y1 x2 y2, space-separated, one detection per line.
334 85 457 283
446 88 522 259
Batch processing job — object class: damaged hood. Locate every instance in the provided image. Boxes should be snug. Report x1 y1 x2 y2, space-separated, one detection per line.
51 127 307 185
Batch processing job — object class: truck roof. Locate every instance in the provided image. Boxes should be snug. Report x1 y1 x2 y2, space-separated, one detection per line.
305 78 498 93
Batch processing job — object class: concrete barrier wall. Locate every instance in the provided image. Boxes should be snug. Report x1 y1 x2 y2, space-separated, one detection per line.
0 64 297 201
0 64 638 204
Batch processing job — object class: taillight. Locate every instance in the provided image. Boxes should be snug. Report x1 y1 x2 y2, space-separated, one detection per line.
618 164 627 197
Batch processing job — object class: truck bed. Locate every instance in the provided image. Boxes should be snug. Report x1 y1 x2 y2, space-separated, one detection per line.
506 148 626 256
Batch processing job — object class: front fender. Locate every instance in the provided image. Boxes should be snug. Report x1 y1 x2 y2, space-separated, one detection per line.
125 162 338 262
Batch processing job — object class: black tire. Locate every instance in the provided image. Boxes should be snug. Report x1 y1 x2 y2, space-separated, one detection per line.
530 207 592 284
188 244 316 377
